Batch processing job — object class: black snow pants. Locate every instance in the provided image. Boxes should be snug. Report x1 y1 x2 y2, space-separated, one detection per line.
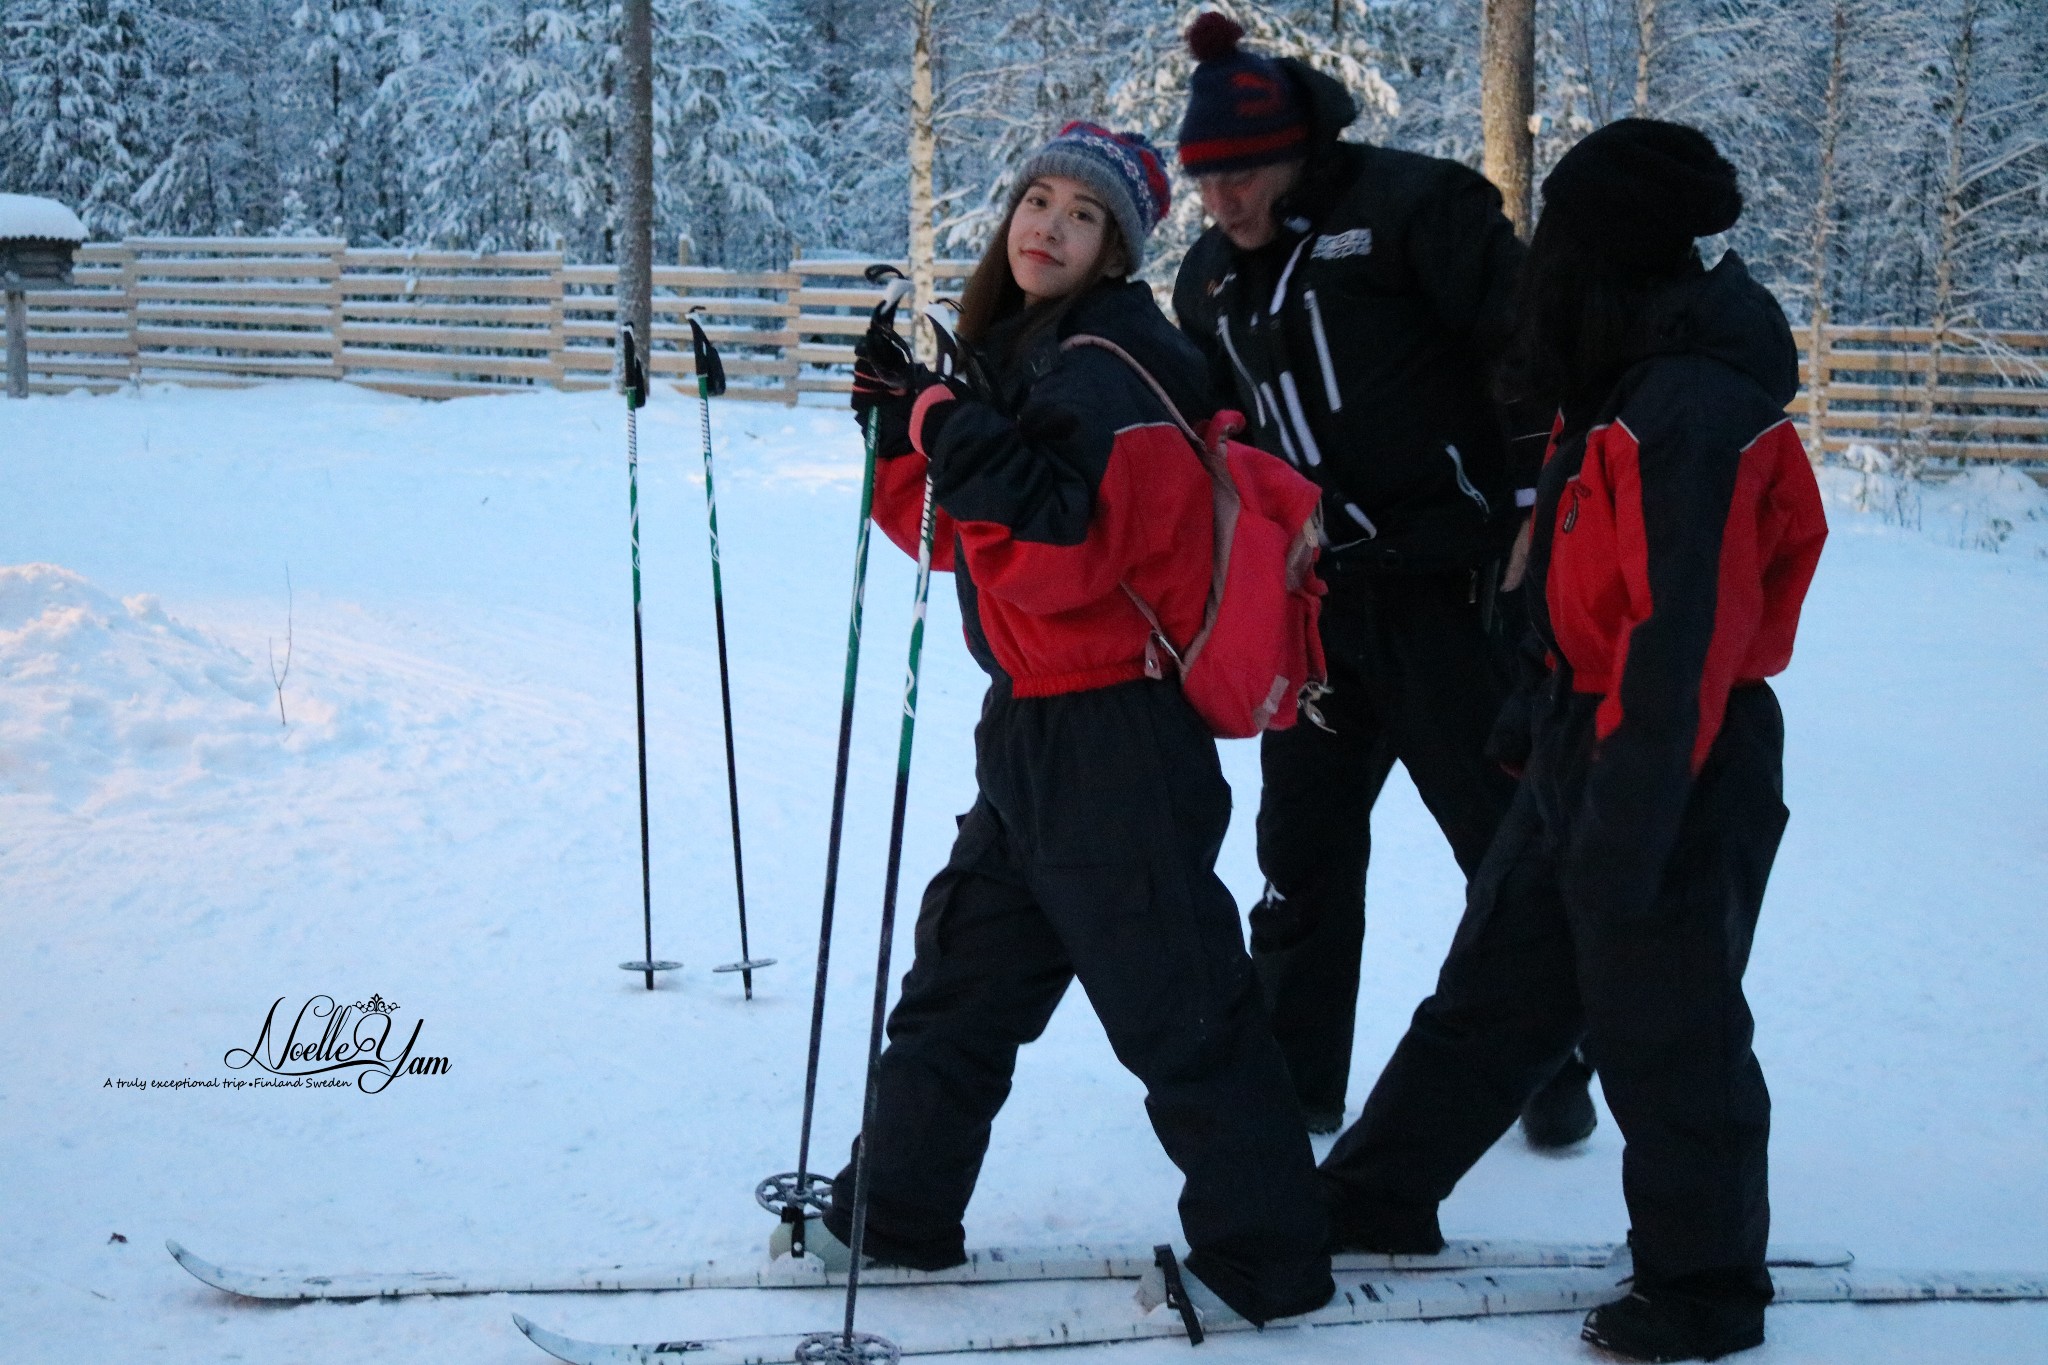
823 678 1333 1325
1320 682 1786 1304
1250 563 1519 1117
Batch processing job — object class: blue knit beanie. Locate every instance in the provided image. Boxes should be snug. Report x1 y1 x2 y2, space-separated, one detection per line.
1011 122 1173 273
1176 13 1309 176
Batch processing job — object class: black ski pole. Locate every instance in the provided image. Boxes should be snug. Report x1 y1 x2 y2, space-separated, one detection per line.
688 312 776 999
756 265 913 1252
615 322 681 989
839 439 941 1357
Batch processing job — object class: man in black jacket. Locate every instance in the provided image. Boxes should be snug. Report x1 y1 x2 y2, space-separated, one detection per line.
1170 13 1593 1141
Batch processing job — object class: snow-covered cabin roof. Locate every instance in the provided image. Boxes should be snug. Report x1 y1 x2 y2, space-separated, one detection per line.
0 194 88 243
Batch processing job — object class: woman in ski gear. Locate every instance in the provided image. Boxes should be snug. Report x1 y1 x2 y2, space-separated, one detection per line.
1169 11 1595 1146
1315 119 1827 1362
824 121 1334 1327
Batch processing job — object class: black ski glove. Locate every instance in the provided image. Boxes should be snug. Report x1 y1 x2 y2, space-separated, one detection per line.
851 323 921 459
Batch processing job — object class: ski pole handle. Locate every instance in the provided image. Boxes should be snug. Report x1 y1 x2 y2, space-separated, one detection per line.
687 312 727 398
621 322 647 409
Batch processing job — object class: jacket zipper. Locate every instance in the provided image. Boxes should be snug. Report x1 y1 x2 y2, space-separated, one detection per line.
1561 479 1584 533
1216 315 1268 429
1270 236 1312 316
1444 442 1490 515
1304 289 1342 413
1278 372 1324 467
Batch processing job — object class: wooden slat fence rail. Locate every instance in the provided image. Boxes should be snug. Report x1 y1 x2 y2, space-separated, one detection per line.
1793 327 2047 464
8 238 2043 464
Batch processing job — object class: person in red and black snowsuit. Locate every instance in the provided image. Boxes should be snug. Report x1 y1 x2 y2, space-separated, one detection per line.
811 122 1333 1328
1316 121 1827 1361
1167 12 1593 1145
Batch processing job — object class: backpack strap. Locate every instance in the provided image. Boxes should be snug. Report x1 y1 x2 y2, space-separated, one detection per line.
1060 334 1206 449
1059 333 1235 680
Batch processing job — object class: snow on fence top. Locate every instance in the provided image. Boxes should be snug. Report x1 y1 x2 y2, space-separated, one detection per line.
0 194 87 244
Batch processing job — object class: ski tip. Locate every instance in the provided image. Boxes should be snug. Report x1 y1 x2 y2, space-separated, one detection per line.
166 1239 228 1290
512 1314 573 1362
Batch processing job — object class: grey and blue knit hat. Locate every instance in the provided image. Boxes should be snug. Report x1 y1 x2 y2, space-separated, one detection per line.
1010 121 1173 273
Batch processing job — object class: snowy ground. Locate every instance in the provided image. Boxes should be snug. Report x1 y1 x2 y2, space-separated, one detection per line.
2 381 2044 1364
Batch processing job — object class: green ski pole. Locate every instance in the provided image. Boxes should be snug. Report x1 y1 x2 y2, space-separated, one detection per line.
687 312 776 999
757 265 914 1250
838 464 938 1353
616 323 680 989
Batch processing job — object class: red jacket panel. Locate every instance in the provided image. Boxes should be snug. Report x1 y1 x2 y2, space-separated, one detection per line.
868 283 1220 699
1547 414 1826 773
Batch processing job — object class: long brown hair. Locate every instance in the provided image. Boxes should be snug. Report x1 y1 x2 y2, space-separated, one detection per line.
954 183 1129 362
1498 209 1704 414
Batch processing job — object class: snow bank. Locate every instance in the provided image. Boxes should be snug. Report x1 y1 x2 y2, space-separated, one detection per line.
0 563 337 808
1821 444 2048 559
0 192 87 243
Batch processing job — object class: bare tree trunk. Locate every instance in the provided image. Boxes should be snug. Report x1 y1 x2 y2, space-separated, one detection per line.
331 49 347 234
1634 0 1657 116
619 0 655 372
6 291 27 400
1805 0 1847 462
1481 0 1536 238
1919 0 1977 468
907 0 939 358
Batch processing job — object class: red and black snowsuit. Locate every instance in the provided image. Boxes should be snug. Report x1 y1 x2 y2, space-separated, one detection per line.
822 280 1333 1325
1319 253 1827 1308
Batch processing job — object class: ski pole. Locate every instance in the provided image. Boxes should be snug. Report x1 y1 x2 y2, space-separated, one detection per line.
615 323 681 990
688 312 776 999
757 266 914 1253
839 463 939 1352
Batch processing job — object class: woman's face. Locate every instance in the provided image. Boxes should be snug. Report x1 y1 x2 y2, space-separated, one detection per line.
1007 175 1121 305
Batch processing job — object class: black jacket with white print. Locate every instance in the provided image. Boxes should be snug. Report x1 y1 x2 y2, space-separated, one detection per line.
1173 60 1534 576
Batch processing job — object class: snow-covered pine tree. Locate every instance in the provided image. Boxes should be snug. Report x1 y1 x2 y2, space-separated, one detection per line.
783 0 904 260
132 0 277 234
289 0 399 238
3 0 153 236
653 0 813 268
411 0 599 251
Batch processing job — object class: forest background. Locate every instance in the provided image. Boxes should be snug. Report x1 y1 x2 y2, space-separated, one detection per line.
2 0 2044 335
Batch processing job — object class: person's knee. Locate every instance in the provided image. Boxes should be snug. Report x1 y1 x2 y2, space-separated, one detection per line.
1408 978 1580 1071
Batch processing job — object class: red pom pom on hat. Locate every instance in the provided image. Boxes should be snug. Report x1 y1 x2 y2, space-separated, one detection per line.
1186 11 1244 63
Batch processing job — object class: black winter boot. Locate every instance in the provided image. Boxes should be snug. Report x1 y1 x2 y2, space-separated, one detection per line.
1582 1280 1767 1361
1321 1182 1445 1255
817 1197 967 1272
1520 1049 1597 1149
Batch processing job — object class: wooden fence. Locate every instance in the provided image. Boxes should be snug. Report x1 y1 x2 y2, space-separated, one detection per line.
11 239 977 404
1793 326 2048 464
7 237 2046 464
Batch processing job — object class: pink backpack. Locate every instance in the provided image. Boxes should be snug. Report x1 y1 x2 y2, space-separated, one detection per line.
1064 335 1329 738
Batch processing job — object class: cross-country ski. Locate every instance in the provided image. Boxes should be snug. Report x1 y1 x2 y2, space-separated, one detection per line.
160 1236 1857 1302
509 1265 2048 1365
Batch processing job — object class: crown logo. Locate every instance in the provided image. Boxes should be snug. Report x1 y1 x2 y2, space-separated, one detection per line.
355 994 398 1015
